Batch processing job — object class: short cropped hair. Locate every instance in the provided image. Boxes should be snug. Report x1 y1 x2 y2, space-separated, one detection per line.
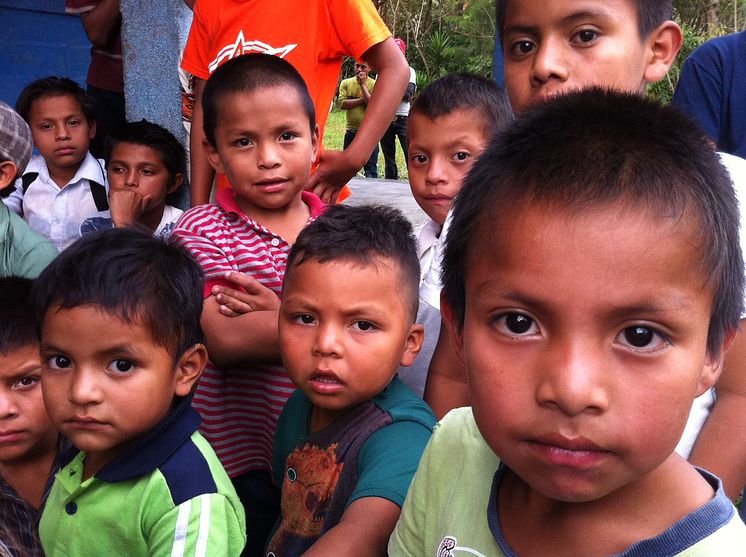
32 228 204 359
496 0 672 39
16 76 95 124
285 205 420 321
202 54 316 146
409 73 512 137
104 120 187 184
0 277 38 355
442 88 743 357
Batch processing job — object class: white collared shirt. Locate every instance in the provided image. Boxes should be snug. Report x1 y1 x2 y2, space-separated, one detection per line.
5 152 109 251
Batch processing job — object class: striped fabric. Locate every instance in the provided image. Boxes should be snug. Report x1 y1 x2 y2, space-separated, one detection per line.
172 189 325 477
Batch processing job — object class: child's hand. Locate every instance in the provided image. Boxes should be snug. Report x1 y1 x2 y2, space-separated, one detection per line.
109 186 150 228
306 149 359 204
211 271 280 317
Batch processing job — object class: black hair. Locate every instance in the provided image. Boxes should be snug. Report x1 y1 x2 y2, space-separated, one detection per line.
409 73 512 137
0 277 38 355
442 87 743 357
285 204 420 321
202 54 316 146
32 228 204 359
496 0 672 40
104 120 187 188
15 76 95 124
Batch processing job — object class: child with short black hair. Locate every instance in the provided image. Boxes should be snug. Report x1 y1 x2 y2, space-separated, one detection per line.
0 102 58 277
0 277 64 557
34 228 246 555
171 53 324 550
7 77 108 251
390 88 746 556
400 73 511 396
268 204 435 555
80 119 186 239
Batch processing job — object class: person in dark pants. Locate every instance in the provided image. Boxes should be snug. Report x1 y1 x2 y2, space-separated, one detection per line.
380 38 415 180
339 60 379 178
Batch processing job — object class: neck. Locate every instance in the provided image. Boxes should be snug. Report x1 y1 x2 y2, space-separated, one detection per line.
48 161 83 189
138 204 166 234
0 441 58 509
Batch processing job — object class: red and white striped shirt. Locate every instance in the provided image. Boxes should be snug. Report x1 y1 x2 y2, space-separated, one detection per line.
172 189 325 477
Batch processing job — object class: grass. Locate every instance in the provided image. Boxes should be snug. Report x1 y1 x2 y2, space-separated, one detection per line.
322 109 408 181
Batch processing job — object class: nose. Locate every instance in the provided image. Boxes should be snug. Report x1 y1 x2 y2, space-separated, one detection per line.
68 368 104 406
312 323 344 358
536 338 609 416
530 39 569 87
0 392 18 419
124 169 138 188
425 156 448 186
56 124 71 141
257 141 282 169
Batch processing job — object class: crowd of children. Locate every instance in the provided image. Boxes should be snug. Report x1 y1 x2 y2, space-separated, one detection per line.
0 0 745 555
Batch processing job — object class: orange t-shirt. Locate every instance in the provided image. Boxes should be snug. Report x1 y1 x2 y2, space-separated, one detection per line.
182 0 391 196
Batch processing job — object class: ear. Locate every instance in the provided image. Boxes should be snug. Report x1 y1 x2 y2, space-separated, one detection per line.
203 140 226 175
168 172 185 194
696 329 738 396
310 124 320 164
643 21 683 84
440 293 466 364
399 323 424 367
173 343 208 397
88 120 97 140
0 161 18 190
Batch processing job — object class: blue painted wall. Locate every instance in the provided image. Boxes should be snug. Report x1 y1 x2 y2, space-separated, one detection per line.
0 0 90 106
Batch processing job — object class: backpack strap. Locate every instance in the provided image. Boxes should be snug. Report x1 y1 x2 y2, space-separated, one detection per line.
89 180 109 211
21 172 39 194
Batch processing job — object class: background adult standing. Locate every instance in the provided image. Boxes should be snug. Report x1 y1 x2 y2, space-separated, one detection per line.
380 37 415 180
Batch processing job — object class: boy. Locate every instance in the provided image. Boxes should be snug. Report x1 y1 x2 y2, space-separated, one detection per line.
0 277 65 557
425 0 746 503
182 0 409 205
338 60 379 178
0 102 58 277
267 204 435 555
6 77 109 251
399 73 511 395
34 228 246 555
80 120 185 239
171 53 324 551
390 88 746 557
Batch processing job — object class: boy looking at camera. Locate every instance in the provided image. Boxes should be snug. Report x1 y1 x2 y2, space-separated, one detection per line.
267 204 435 556
171 53 325 549
35 228 246 555
390 89 746 556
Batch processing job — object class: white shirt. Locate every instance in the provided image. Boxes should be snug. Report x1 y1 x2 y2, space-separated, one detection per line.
416 218 441 283
5 153 108 251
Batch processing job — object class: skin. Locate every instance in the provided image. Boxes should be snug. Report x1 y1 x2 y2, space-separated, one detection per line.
107 142 183 233
189 38 409 206
79 0 120 48
407 109 489 227
501 0 681 114
444 203 729 555
27 94 96 188
40 305 206 479
278 257 422 554
200 84 318 368
0 161 18 190
0 344 59 508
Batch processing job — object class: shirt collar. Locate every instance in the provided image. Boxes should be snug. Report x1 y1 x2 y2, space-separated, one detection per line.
216 188 326 221
24 153 106 188
59 396 200 483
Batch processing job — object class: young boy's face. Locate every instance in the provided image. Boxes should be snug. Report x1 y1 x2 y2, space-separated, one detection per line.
407 109 489 226
448 202 722 504
279 258 423 431
204 85 319 219
40 305 201 475
502 0 669 114
27 94 95 176
0 344 57 465
107 142 182 214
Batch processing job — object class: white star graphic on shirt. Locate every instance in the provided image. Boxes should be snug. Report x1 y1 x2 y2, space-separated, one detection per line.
208 30 298 73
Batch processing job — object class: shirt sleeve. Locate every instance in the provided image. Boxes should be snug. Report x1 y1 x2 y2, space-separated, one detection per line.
349 419 433 507
65 0 97 15
147 493 247 556
326 0 391 60
181 1 212 80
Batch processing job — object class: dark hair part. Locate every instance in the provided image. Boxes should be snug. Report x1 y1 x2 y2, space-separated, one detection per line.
0 277 38 355
32 228 205 359
442 87 743 357
285 204 421 320
409 73 512 137
202 54 316 145
15 76 95 124
104 120 187 187
496 0 672 39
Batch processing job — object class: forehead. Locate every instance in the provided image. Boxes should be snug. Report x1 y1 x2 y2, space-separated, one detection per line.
502 0 640 32
29 93 84 117
408 109 490 147
110 142 165 165
215 84 309 125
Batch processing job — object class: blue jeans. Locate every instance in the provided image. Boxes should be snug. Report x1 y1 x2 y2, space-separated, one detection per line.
381 115 408 179
343 128 379 178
